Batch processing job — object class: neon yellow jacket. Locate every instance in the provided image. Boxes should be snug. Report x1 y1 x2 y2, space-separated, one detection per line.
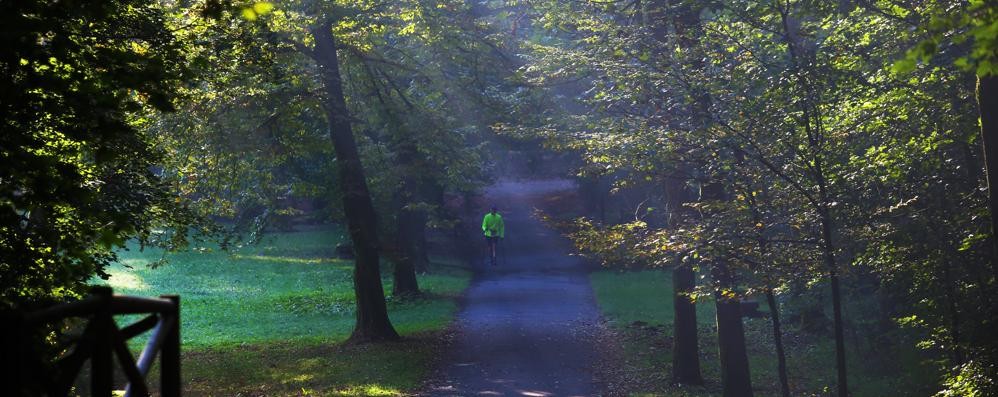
482 212 505 238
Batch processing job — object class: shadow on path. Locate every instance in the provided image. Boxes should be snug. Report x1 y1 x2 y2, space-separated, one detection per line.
424 179 602 397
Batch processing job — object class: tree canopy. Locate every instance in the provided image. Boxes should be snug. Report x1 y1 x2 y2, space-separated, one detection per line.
2 0 998 395
0 0 208 307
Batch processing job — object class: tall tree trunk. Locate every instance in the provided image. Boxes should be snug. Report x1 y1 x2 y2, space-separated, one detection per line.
410 208 430 273
712 258 754 397
414 179 444 273
978 74 998 271
672 264 703 385
942 257 963 365
745 183 790 397
661 1 710 384
829 268 848 396
766 289 791 397
392 140 425 294
818 205 848 397
665 179 703 385
701 179 753 397
312 21 398 342
777 4 849 393
393 197 421 297
667 176 703 385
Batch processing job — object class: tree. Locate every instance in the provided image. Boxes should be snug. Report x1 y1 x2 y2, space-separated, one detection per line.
150 0 507 339
893 1 998 393
0 0 203 308
507 1 998 396
308 17 399 342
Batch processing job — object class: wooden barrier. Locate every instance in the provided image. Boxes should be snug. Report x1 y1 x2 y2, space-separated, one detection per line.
3 286 181 397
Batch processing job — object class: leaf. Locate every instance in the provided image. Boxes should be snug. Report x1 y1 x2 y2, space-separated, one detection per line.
241 8 258 21
892 57 916 74
252 2 274 15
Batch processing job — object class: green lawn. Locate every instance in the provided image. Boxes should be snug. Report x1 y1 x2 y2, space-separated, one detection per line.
590 270 939 397
97 226 470 396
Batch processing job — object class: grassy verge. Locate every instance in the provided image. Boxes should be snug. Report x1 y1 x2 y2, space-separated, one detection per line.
97 226 470 396
590 270 939 397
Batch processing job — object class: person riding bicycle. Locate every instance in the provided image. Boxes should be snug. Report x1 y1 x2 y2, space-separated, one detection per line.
481 205 505 266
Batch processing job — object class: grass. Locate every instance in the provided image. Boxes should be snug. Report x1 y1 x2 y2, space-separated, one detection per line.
180 337 441 396
590 270 940 397
95 226 470 396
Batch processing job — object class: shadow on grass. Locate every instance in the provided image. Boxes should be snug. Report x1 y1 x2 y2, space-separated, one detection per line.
590 270 940 397
181 332 445 396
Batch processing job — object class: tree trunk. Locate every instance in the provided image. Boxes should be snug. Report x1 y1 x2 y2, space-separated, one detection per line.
701 179 752 396
664 178 704 385
414 179 444 273
312 21 398 342
411 209 430 273
942 257 963 365
778 4 849 391
672 264 703 385
978 74 998 271
817 202 848 397
667 176 703 385
660 1 710 383
766 289 791 397
828 265 848 397
744 184 789 397
392 141 425 293
713 259 754 397
393 195 421 297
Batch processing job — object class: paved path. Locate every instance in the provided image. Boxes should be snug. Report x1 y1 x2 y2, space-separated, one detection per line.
425 180 602 397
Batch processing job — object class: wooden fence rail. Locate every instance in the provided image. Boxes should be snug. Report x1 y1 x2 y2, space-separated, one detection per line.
2 286 181 397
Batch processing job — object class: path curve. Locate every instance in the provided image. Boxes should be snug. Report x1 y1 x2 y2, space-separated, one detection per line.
425 179 602 397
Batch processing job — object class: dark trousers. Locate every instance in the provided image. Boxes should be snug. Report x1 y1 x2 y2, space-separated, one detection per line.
485 236 499 264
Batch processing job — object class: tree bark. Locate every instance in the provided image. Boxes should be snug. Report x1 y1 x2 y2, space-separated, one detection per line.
816 180 848 397
712 258 754 397
414 179 444 273
667 176 703 385
393 193 421 297
672 264 704 385
311 20 399 342
776 4 849 393
410 208 430 273
766 289 791 397
391 141 425 295
829 266 848 396
662 179 703 386
978 74 998 272
661 1 710 384
943 258 963 365
745 185 790 397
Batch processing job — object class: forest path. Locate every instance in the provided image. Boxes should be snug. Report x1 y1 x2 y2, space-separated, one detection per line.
424 179 603 397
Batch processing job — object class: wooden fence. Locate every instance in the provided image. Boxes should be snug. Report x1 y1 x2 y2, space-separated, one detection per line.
2 286 180 397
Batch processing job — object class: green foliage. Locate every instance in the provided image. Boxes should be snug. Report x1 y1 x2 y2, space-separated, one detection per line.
937 360 998 397
150 0 510 241
567 218 653 268
0 0 211 307
896 0 998 76
509 0 998 393
146 2 341 237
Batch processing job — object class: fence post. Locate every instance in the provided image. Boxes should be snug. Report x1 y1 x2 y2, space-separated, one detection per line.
160 294 181 397
91 286 113 397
